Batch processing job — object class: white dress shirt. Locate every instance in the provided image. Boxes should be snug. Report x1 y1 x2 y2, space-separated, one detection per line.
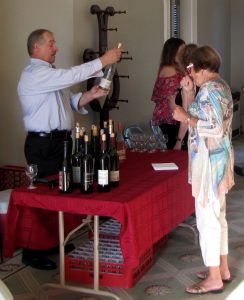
17 58 103 132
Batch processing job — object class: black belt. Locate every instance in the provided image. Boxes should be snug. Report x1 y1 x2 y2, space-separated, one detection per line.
28 130 71 139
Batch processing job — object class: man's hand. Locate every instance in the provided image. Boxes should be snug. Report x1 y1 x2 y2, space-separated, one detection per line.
78 85 108 109
88 85 108 99
100 48 122 67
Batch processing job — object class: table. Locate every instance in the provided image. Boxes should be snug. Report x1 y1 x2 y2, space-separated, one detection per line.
4 151 194 299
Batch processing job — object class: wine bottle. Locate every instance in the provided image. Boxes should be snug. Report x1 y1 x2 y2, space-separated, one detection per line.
116 121 126 161
98 134 110 192
71 127 83 188
99 43 122 91
90 125 100 179
79 127 85 155
59 140 72 193
109 132 120 187
103 120 110 150
108 119 114 135
80 135 94 194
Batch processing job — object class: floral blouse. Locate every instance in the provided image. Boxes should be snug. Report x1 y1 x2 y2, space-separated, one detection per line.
188 78 234 206
151 73 183 125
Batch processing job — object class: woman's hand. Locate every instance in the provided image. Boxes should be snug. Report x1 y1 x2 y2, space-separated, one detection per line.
172 105 188 123
180 75 194 92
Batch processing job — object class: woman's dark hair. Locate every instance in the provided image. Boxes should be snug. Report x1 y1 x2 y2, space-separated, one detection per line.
182 43 198 67
159 37 185 69
191 46 221 73
27 29 52 56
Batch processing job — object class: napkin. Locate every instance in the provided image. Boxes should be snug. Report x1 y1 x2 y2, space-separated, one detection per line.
152 163 179 171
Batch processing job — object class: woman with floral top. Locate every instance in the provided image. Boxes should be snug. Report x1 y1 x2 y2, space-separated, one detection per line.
173 46 234 295
151 37 186 149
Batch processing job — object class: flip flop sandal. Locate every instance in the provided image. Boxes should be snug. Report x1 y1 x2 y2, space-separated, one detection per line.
186 284 224 294
196 271 234 283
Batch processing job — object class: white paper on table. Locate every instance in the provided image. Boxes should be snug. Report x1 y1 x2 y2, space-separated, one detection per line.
151 162 179 171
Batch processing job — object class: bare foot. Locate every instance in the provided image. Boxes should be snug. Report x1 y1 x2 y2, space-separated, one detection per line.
186 278 223 294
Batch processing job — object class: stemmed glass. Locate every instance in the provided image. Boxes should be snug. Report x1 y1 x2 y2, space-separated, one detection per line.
130 134 140 152
25 164 38 189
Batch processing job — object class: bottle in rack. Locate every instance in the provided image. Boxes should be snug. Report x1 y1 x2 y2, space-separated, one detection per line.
71 124 83 188
116 121 126 161
109 132 120 187
99 43 122 91
108 119 114 135
79 127 85 155
59 140 72 193
103 120 110 150
98 133 110 192
90 125 100 179
80 135 94 194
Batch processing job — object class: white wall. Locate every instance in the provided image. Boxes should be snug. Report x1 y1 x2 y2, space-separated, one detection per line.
197 0 231 82
0 0 238 166
0 0 74 165
231 0 244 116
0 0 164 166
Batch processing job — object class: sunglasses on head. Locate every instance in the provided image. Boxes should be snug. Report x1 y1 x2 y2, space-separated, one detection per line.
186 63 193 74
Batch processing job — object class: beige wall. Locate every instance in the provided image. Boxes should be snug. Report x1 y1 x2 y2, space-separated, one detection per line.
0 0 238 167
73 0 164 128
0 0 74 165
197 0 231 82
231 0 244 115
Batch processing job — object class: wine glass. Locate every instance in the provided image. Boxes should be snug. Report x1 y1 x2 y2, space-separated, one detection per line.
25 164 38 189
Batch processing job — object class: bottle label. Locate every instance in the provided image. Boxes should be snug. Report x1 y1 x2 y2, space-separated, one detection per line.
84 172 93 184
98 170 109 185
110 170 119 182
59 171 71 191
117 149 126 160
72 166 80 183
99 78 112 90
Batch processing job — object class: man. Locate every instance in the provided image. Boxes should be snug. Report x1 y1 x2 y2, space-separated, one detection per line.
17 28 121 270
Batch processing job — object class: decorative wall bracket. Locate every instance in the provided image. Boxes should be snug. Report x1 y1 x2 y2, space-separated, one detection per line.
83 5 130 127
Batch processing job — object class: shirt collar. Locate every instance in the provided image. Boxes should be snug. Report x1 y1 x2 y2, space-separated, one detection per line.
29 58 52 68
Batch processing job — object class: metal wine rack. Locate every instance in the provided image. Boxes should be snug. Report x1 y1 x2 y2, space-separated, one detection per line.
83 5 131 128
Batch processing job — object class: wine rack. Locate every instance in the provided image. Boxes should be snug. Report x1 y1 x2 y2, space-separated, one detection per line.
83 5 131 128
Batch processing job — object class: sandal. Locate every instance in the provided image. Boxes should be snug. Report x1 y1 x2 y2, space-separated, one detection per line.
196 271 234 283
186 284 224 295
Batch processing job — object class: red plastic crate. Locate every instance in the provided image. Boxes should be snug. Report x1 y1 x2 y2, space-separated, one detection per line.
88 218 121 240
153 235 168 254
0 165 29 191
65 239 154 288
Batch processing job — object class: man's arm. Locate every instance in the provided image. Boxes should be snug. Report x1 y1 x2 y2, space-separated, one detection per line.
77 85 108 109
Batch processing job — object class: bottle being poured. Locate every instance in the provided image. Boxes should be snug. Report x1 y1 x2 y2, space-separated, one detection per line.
99 43 122 91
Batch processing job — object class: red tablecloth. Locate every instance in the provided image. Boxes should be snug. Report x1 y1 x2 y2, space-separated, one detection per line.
4 151 194 268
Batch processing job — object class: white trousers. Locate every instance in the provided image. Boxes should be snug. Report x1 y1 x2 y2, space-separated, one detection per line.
195 194 228 266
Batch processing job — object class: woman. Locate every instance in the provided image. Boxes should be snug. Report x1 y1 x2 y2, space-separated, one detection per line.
175 43 198 149
173 46 234 294
151 37 185 149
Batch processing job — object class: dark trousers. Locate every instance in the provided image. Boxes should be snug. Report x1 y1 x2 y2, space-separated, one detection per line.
159 123 188 150
23 134 72 258
24 135 72 177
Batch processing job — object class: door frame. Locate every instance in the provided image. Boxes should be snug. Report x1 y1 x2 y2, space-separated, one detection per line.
163 0 197 43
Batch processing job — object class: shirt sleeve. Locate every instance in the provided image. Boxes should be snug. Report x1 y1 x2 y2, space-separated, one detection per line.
196 86 224 138
70 92 88 114
18 58 103 95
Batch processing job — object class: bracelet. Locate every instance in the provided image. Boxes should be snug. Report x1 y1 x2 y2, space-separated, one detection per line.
176 137 182 142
